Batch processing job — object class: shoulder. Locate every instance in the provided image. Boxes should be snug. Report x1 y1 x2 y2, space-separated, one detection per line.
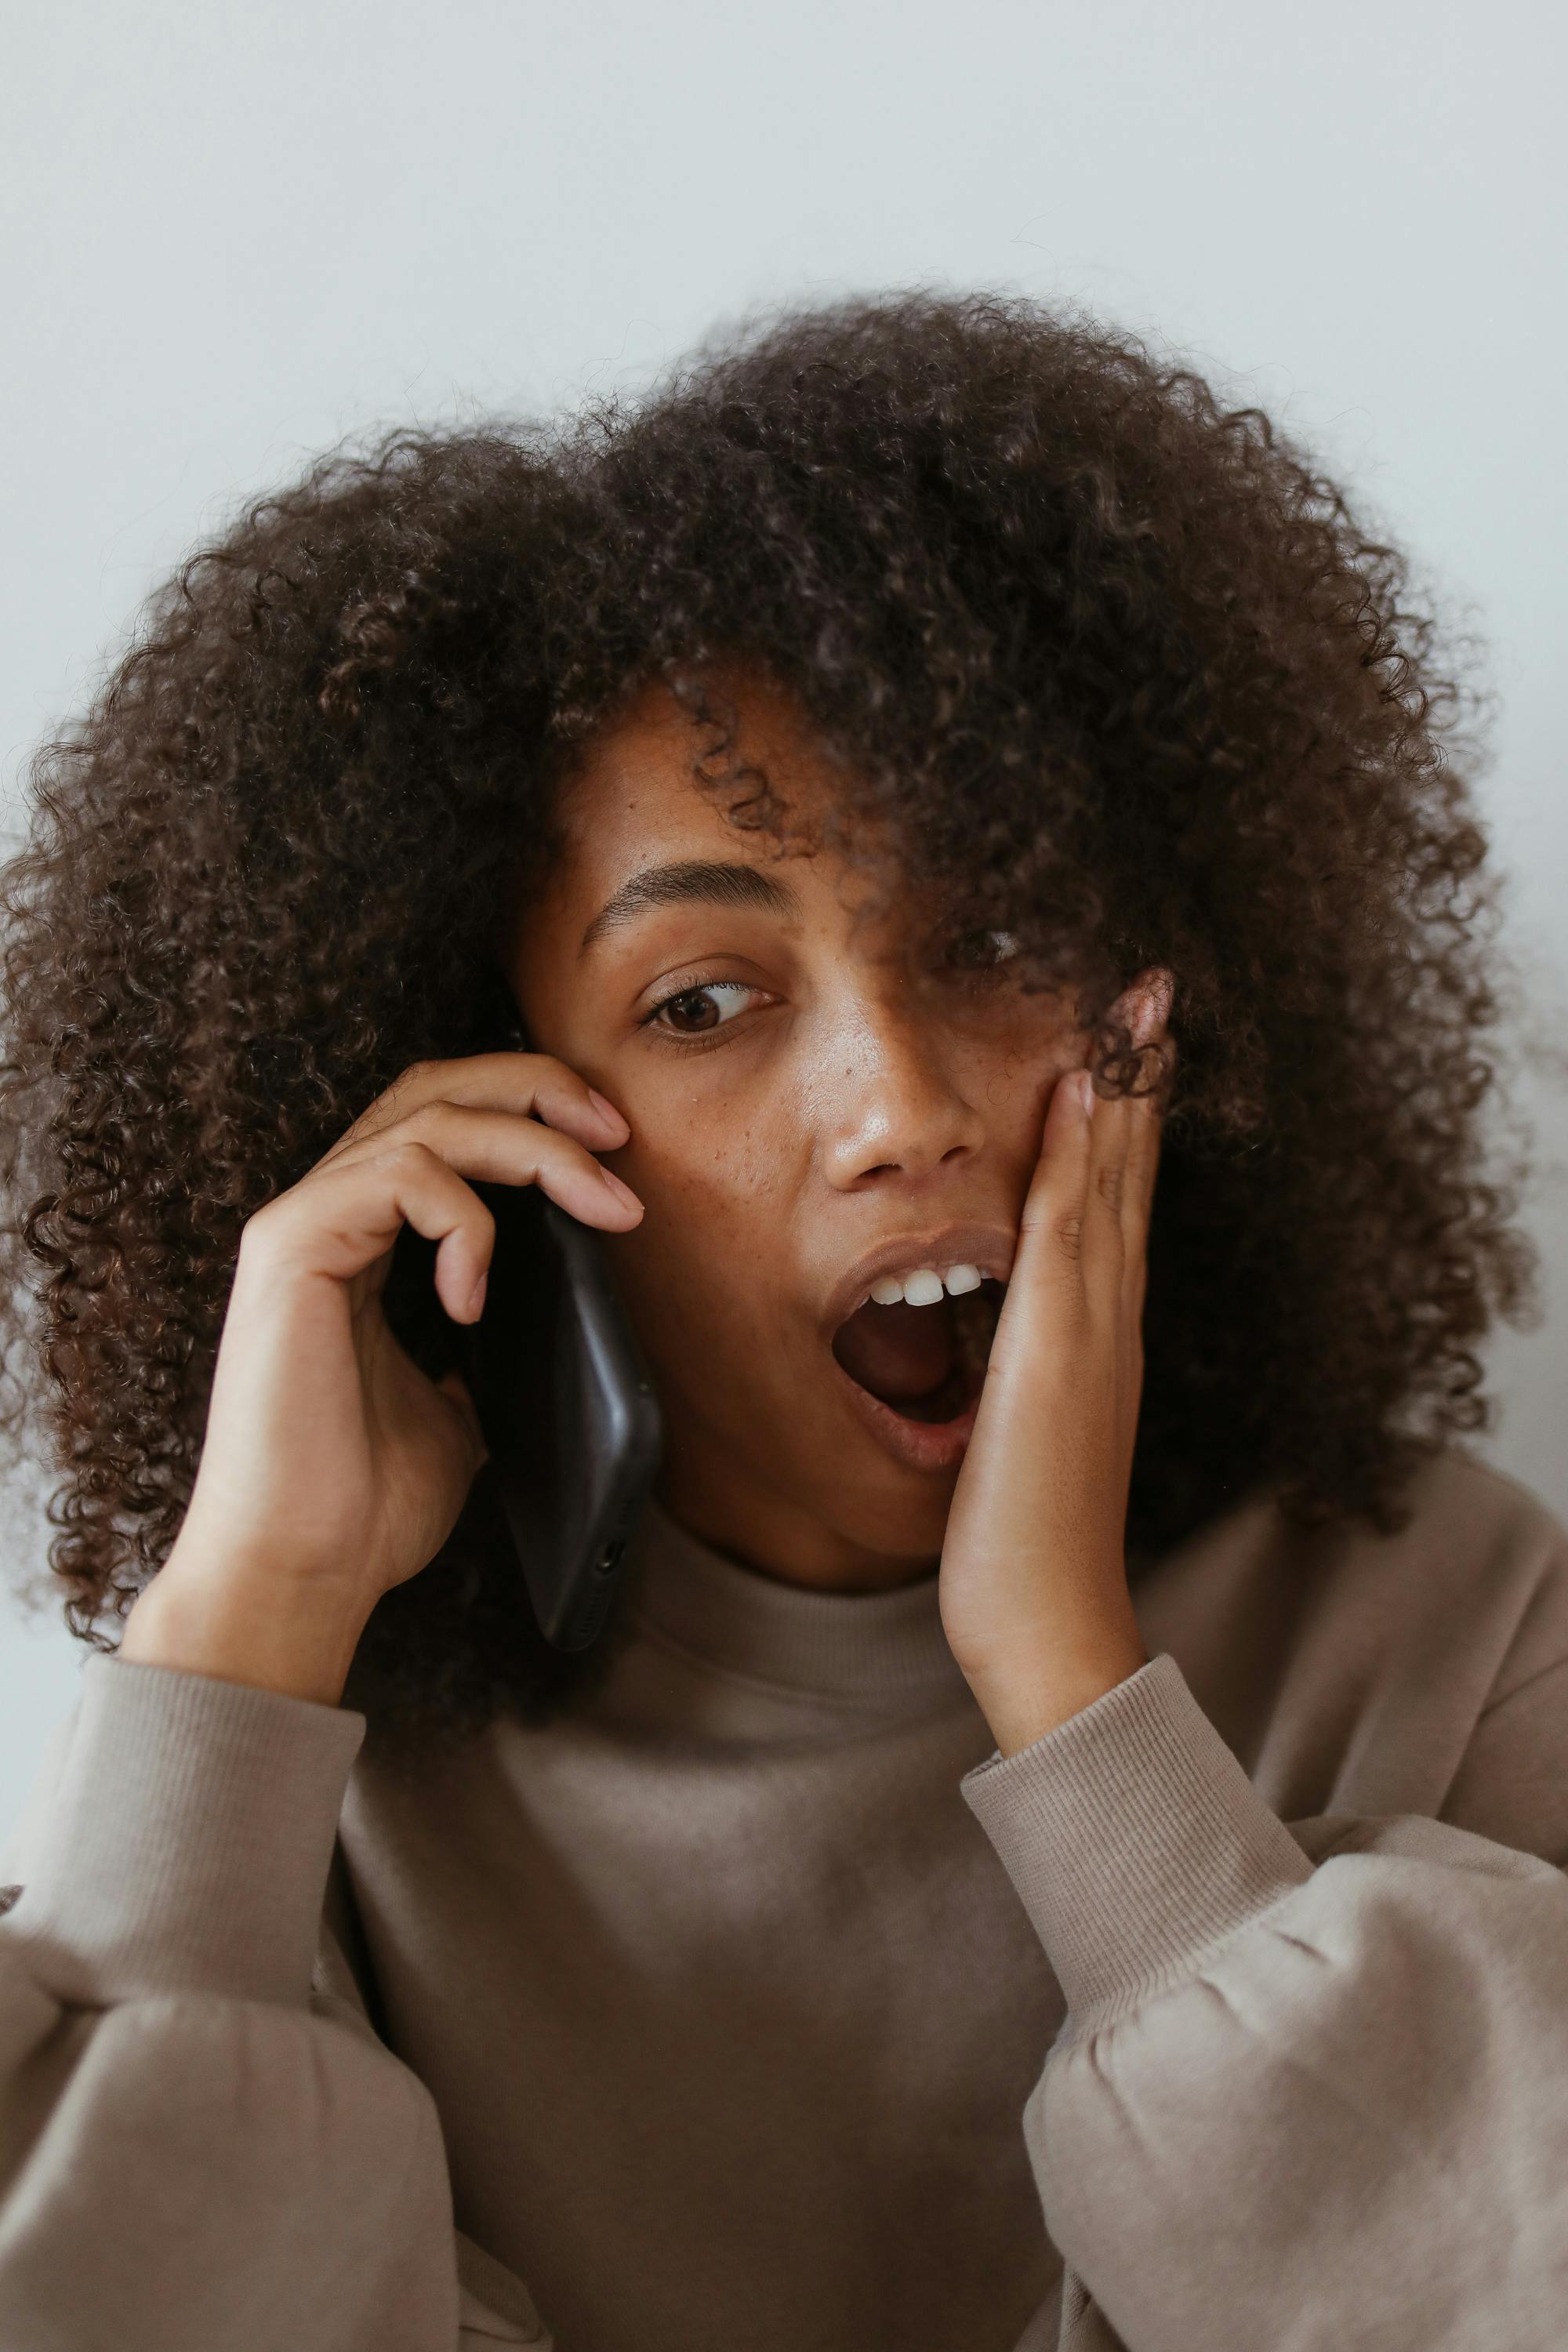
1140 1443 1568 1733
1392 1440 1568 1566
1399 1446 1568 1704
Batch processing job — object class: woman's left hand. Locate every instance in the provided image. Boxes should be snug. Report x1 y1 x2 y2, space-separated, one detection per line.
938 976 1174 1756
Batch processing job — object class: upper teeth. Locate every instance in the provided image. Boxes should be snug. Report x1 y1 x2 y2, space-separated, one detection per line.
869 1263 984 1308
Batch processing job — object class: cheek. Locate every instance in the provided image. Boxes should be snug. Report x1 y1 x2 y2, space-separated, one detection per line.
976 1020 1074 1144
606 1112 795 1351
622 1109 778 1224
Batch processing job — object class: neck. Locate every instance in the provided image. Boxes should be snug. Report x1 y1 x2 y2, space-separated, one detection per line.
654 1450 942 1596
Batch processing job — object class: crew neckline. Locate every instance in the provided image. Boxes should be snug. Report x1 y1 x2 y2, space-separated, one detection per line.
620 1496 971 1705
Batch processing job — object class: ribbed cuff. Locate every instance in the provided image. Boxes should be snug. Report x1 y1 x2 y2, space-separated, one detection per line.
8 1652 365 2009
960 1651 1312 2028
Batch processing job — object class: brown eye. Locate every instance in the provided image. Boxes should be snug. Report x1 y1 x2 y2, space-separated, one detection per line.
649 981 757 1036
665 988 720 1033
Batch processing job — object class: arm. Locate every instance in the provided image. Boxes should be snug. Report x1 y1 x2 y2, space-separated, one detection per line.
0 1650 550 2350
938 1001 1568 2347
967 1646 1568 2352
0 1043 643 2347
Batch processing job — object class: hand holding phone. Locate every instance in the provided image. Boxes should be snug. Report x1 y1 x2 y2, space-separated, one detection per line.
119 1049 648 1704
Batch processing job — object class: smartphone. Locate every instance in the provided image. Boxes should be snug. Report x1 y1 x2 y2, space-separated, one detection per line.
457 1178 664 1650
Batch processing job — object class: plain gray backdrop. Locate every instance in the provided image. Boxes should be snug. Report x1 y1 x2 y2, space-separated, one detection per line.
3 0 1565 1840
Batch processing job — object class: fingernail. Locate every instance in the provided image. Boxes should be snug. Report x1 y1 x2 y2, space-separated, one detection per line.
1077 1070 1096 1117
599 1167 641 1212
467 1271 488 1319
588 1087 629 1136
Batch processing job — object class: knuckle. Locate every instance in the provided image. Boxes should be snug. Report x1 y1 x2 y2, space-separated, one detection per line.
371 1059 434 1120
332 1060 434 1149
396 1096 456 1141
238 1197 284 1251
382 1134 441 1177
1053 1211 1084 1264
537 1054 594 1105
530 1120 582 1163
237 1196 307 1275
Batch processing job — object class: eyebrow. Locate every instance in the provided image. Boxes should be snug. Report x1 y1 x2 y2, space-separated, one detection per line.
579 858 799 953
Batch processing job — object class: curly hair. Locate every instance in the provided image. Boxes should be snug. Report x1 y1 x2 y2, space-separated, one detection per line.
0 285 1541 1758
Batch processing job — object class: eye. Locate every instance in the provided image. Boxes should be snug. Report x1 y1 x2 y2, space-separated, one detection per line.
943 927 1020 974
645 980 760 1037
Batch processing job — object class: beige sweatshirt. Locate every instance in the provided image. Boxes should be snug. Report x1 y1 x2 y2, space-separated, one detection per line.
2 1442 1567 2351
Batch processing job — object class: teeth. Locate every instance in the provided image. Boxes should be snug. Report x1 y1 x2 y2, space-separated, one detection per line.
866 1261 987 1309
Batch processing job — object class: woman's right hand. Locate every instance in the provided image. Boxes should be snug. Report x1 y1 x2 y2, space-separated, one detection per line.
119 1051 641 1704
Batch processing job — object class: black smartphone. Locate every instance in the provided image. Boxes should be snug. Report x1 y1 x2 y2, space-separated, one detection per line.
457 1178 663 1651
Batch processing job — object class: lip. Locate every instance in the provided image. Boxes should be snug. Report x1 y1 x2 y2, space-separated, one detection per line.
818 1220 1018 1341
830 1356 985 1474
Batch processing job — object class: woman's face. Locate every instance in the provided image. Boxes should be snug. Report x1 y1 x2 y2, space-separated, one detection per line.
508 669 1160 1589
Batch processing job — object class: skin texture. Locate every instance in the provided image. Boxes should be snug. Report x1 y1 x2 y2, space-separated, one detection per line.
122 662 1167 1748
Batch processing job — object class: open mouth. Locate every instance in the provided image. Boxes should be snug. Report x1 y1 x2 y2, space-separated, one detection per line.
829 1273 1007 1428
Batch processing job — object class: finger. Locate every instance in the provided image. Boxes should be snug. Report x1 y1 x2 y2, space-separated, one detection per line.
247 1138 503 1323
1086 964 1174 1239
321 1051 630 1170
1084 1077 1134 1238
1120 1032 1175 1263
1015 1065 1097 1295
364 1100 644 1231
1120 1089 1163 1264
255 1116 642 1321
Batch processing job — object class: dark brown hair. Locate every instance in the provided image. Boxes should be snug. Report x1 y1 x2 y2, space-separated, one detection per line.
0 286 1541 1756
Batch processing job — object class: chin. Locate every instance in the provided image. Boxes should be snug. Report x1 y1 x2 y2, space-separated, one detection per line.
793 1417 963 1566
832 1475 955 1566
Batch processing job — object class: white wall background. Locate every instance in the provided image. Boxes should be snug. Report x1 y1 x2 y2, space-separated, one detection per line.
3 0 1565 1838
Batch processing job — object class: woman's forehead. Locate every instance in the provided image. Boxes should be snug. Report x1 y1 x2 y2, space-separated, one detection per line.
550 671 894 901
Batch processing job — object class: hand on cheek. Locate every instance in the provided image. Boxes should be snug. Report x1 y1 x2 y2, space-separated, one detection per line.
938 988 1173 1756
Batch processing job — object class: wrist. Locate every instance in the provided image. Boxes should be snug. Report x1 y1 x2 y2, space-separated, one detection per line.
964 1618 1149 1757
121 1553 370 1708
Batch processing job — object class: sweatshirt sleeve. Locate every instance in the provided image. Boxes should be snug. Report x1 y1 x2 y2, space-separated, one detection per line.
0 1652 551 2351
962 1649 1568 2352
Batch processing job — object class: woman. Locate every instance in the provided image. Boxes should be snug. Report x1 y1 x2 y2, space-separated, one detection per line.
0 288 1563 2351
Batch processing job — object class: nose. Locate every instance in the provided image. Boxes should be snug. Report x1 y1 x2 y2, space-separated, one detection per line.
816 996 987 1191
